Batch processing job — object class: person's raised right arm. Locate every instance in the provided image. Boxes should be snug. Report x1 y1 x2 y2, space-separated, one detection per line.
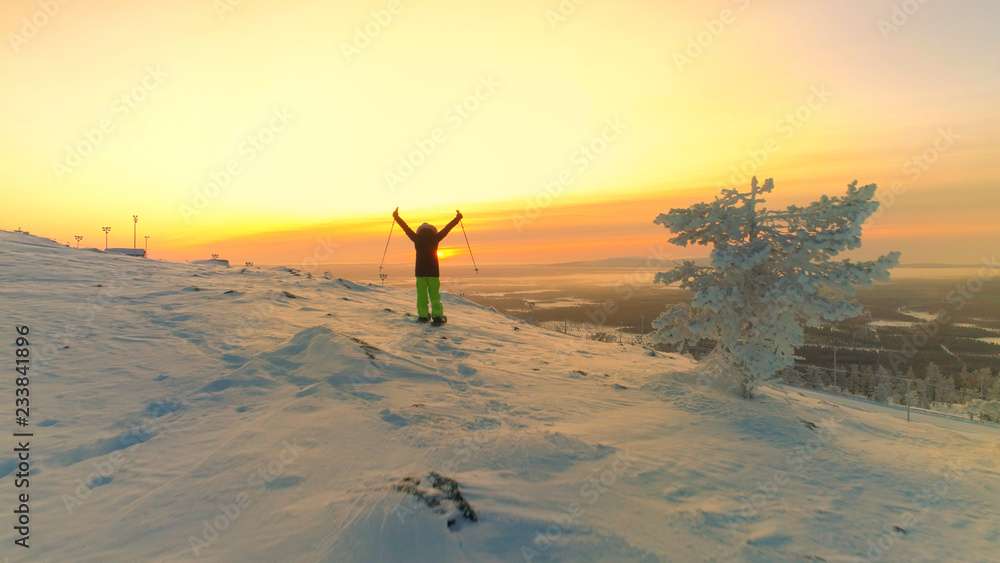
393 207 416 241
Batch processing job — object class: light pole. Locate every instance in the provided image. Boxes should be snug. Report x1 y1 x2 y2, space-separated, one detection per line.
102 227 111 249
133 215 138 250
74 235 83 248
905 379 911 422
833 347 838 386
144 235 149 256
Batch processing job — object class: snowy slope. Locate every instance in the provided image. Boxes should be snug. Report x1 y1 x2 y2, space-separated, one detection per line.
1 229 998 563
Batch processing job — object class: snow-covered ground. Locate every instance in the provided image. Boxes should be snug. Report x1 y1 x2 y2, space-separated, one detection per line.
1 229 999 562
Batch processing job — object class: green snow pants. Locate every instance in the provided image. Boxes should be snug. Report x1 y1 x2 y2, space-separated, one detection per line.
415 276 443 318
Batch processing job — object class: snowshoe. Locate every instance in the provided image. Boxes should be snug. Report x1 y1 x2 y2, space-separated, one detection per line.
416 316 430 323
431 316 447 325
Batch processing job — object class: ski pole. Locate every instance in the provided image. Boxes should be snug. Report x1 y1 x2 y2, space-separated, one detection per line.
379 208 397 274
458 210 479 274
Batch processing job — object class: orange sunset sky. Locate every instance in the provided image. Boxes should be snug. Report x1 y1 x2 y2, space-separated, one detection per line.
2 0 998 268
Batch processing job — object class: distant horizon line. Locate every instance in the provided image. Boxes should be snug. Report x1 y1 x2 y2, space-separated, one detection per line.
252 260 987 269
2 229 987 270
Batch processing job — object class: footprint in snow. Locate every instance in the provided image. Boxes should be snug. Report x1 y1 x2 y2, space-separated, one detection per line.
380 408 410 427
87 476 114 489
265 475 303 490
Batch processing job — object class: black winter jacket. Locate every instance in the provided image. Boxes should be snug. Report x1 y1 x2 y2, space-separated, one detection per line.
394 215 461 277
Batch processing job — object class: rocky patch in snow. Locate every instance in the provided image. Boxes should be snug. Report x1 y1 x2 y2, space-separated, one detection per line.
393 472 478 531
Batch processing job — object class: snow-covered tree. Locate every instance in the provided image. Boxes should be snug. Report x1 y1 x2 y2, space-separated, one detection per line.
969 368 992 399
954 366 969 392
862 365 876 398
872 366 892 404
988 376 1000 401
807 365 825 389
779 366 803 386
915 379 930 408
848 365 862 394
902 389 919 408
942 377 958 405
926 363 945 403
651 177 900 398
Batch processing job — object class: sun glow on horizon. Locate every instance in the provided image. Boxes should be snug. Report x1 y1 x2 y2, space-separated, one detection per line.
437 248 458 260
